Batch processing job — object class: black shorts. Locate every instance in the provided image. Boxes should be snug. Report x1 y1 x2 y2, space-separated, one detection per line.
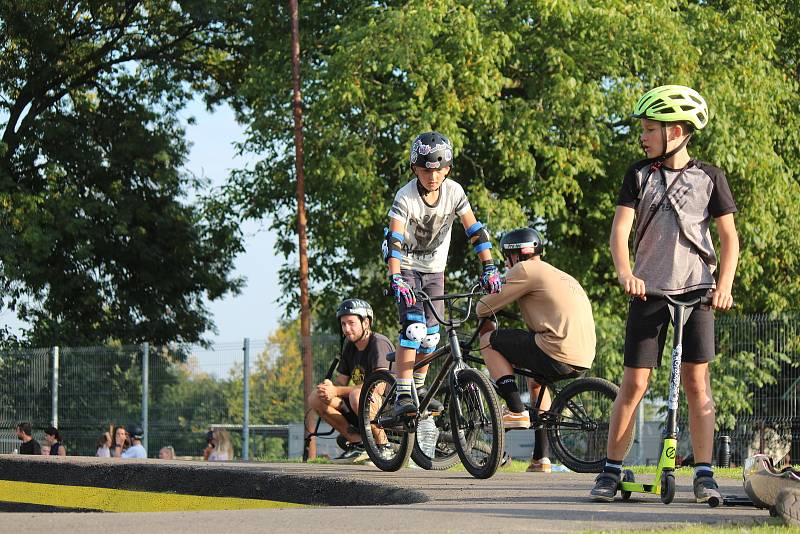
623 290 715 368
341 396 359 428
489 329 582 383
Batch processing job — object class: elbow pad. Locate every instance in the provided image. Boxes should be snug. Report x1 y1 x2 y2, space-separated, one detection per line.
383 227 404 263
466 221 492 254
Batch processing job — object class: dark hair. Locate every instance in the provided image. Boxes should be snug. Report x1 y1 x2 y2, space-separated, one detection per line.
16 422 32 436
112 425 129 450
44 426 62 442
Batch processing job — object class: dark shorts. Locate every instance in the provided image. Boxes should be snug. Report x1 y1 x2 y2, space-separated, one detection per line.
395 270 445 329
341 396 359 428
489 329 583 383
623 290 715 368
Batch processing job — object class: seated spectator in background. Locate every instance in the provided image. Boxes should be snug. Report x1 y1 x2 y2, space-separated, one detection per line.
111 425 129 457
159 445 176 460
43 427 66 456
120 425 147 458
41 445 50 456
96 432 112 457
15 422 41 455
207 428 233 461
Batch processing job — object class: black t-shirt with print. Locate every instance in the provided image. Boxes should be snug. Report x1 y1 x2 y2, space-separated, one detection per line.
337 333 394 385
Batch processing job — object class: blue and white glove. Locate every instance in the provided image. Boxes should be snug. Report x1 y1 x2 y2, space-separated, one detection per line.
481 263 502 294
390 273 416 306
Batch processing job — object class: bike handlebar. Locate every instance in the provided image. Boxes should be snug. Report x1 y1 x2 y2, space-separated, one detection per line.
644 289 718 308
415 285 484 328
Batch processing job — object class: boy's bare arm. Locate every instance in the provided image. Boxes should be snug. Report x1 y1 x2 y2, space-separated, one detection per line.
610 206 646 298
712 213 738 310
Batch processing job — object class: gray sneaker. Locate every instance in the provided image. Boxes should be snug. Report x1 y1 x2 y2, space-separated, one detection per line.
331 442 368 464
590 472 620 502
693 476 721 506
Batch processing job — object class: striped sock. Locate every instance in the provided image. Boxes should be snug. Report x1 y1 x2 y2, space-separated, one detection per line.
413 372 426 390
396 378 413 398
603 458 623 476
694 463 713 479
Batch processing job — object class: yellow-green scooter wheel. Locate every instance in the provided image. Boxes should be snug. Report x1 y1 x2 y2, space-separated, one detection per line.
621 469 635 500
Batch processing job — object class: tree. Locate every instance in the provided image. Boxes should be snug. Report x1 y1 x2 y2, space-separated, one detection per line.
0 1 250 346
227 0 800 425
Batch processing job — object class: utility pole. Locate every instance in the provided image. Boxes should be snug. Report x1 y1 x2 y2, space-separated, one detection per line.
289 0 315 459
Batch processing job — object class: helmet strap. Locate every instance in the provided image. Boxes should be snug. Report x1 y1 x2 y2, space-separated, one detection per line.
650 125 692 168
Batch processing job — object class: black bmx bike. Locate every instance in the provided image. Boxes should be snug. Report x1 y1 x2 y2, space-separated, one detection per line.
358 286 505 479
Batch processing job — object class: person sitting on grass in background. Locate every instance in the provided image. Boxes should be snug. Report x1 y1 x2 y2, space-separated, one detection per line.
385 131 502 421
120 425 147 458
306 299 394 464
476 227 596 473
96 431 111 457
111 425 129 457
43 426 67 456
207 428 233 461
15 422 41 455
590 85 738 505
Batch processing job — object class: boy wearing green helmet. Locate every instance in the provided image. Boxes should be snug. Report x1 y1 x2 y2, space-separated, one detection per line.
590 85 740 504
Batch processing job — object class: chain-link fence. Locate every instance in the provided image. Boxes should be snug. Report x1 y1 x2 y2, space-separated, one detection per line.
1 314 798 464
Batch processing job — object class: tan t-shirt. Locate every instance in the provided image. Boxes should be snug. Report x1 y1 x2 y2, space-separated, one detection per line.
476 259 596 369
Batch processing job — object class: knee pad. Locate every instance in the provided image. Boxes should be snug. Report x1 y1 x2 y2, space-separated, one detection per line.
419 325 440 354
400 313 426 349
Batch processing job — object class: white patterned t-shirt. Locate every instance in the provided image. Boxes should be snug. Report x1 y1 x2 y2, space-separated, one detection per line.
388 178 471 273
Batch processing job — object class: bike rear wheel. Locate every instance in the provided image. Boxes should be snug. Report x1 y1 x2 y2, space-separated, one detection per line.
410 389 461 470
548 377 627 473
358 370 414 471
449 368 504 479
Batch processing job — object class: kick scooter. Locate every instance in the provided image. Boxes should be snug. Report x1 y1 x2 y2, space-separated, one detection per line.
619 290 721 507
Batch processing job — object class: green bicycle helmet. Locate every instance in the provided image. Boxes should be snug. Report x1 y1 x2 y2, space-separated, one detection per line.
633 85 708 131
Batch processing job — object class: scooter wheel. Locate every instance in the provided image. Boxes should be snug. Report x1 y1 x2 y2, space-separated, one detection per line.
621 469 635 501
660 472 676 505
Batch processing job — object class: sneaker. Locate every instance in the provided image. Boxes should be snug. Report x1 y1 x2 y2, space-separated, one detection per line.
336 434 349 452
331 442 368 464
693 475 721 506
590 472 620 502
376 443 394 460
527 456 552 473
417 386 444 414
502 407 531 429
393 394 418 419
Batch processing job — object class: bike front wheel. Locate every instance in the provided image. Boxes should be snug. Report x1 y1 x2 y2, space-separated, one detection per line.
449 368 504 479
547 377 625 473
358 370 414 471
410 389 461 470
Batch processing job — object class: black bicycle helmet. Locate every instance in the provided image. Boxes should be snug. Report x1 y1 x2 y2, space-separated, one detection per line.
336 298 374 323
129 425 144 440
409 131 454 170
500 228 544 258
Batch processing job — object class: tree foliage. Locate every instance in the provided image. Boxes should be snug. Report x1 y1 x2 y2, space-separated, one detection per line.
0 1 250 346
226 1 800 422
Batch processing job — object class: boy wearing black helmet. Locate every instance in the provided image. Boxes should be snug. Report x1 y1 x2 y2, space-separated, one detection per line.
307 298 394 463
385 131 502 419
590 85 738 504
476 227 596 473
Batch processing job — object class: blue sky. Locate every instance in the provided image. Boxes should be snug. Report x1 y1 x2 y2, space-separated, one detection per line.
182 99 283 344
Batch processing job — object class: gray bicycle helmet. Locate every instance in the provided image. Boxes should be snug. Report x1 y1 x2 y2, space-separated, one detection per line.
500 227 544 258
409 131 454 170
336 298 374 323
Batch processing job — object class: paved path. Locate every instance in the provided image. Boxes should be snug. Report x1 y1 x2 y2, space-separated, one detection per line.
0 461 776 533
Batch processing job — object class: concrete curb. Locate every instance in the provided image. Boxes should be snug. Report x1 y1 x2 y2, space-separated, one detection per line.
0 456 428 508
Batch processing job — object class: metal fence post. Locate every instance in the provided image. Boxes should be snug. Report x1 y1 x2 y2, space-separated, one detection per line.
50 346 59 428
142 342 149 454
243 338 250 461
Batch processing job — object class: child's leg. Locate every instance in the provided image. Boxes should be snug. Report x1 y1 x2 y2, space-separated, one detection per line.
606 366 651 461
682 361 715 464
413 273 444 391
394 271 426 409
